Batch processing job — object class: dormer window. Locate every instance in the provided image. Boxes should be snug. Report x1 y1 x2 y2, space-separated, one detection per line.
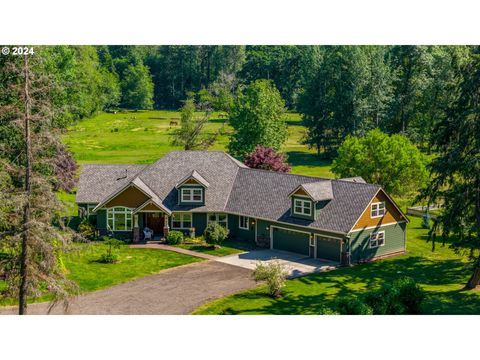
181 188 203 203
293 198 312 216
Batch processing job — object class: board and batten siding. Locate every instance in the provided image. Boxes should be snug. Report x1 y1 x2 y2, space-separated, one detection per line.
349 222 406 262
104 186 149 208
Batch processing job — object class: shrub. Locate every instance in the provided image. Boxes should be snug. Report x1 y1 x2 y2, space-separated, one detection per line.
252 260 289 298
98 253 118 264
78 219 96 240
336 297 373 315
97 237 124 264
204 223 229 247
393 277 426 314
364 277 425 314
166 230 184 245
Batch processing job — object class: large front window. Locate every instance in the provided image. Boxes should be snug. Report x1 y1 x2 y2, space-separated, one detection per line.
293 198 312 216
208 213 227 227
107 207 133 231
172 213 192 229
181 188 203 202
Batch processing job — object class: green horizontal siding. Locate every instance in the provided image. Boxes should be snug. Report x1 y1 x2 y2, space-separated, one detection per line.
349 222 406 262
228 214 255 242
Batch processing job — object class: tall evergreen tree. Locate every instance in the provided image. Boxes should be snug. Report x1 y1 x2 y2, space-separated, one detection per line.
421 53 480 289
300 46 393 157
0 52 77 313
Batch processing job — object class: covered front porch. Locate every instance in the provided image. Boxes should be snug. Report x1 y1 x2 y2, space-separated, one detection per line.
133 201 171 243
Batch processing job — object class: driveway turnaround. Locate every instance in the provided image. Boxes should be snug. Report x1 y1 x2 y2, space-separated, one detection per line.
0 261 256 315
216 249 338 278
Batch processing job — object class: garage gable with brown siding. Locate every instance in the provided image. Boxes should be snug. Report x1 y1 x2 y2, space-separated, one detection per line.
350 189 407 231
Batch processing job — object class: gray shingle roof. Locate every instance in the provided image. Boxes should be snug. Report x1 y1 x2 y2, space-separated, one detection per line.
225 168 380 234
75 164 147 203
76 151 382 234
298 181 334 201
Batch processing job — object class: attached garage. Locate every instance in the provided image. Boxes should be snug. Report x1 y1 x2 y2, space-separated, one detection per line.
315 235 341 262
271 226 310 256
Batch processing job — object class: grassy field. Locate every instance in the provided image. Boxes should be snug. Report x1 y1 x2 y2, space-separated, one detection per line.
193 217 480 315
0 242 201 306
62 110 333 178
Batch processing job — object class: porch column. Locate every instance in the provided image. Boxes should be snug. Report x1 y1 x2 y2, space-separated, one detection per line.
163 215 170 238
133 214 140 243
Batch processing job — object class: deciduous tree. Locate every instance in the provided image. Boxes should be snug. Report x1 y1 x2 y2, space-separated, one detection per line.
228 79 287 158
332 129 428 195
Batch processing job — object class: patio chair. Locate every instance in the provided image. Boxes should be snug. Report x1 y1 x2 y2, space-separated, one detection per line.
143 227 154 241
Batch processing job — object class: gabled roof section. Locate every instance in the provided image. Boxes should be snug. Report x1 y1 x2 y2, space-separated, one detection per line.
175 170 210 188
92 176 171 215
133 197 171 215
288 181 334 202
76 164 147 204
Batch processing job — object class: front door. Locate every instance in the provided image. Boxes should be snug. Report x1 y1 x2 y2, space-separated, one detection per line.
144 213 164 235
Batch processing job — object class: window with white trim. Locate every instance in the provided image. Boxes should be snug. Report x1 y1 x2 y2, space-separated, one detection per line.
172 213 192 229
370 231 385 248
371 202 385 218
239 216 249 230
181 188 203 202
293 198 312 216
107 207 133 231
86 204 96 217
208 213 227 228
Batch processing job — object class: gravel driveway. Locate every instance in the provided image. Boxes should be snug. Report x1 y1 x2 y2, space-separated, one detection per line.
0 261 255 315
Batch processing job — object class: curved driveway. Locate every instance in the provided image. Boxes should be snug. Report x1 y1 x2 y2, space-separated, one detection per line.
0 261 255 315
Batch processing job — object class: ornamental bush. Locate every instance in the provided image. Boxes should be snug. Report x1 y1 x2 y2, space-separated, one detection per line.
166 230 184 245
252 260 289 298
335 297 373 315
364 276 425 314
78 218 96 240
204 223 229 247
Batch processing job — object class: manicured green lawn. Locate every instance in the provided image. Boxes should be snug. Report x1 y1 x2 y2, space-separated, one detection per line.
0 242 201 306
176 239 255 257
193 217 480 315
61 110 333 178
63 242 202 292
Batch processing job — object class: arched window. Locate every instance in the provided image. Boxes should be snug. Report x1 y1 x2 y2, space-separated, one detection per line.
107 207 133 231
